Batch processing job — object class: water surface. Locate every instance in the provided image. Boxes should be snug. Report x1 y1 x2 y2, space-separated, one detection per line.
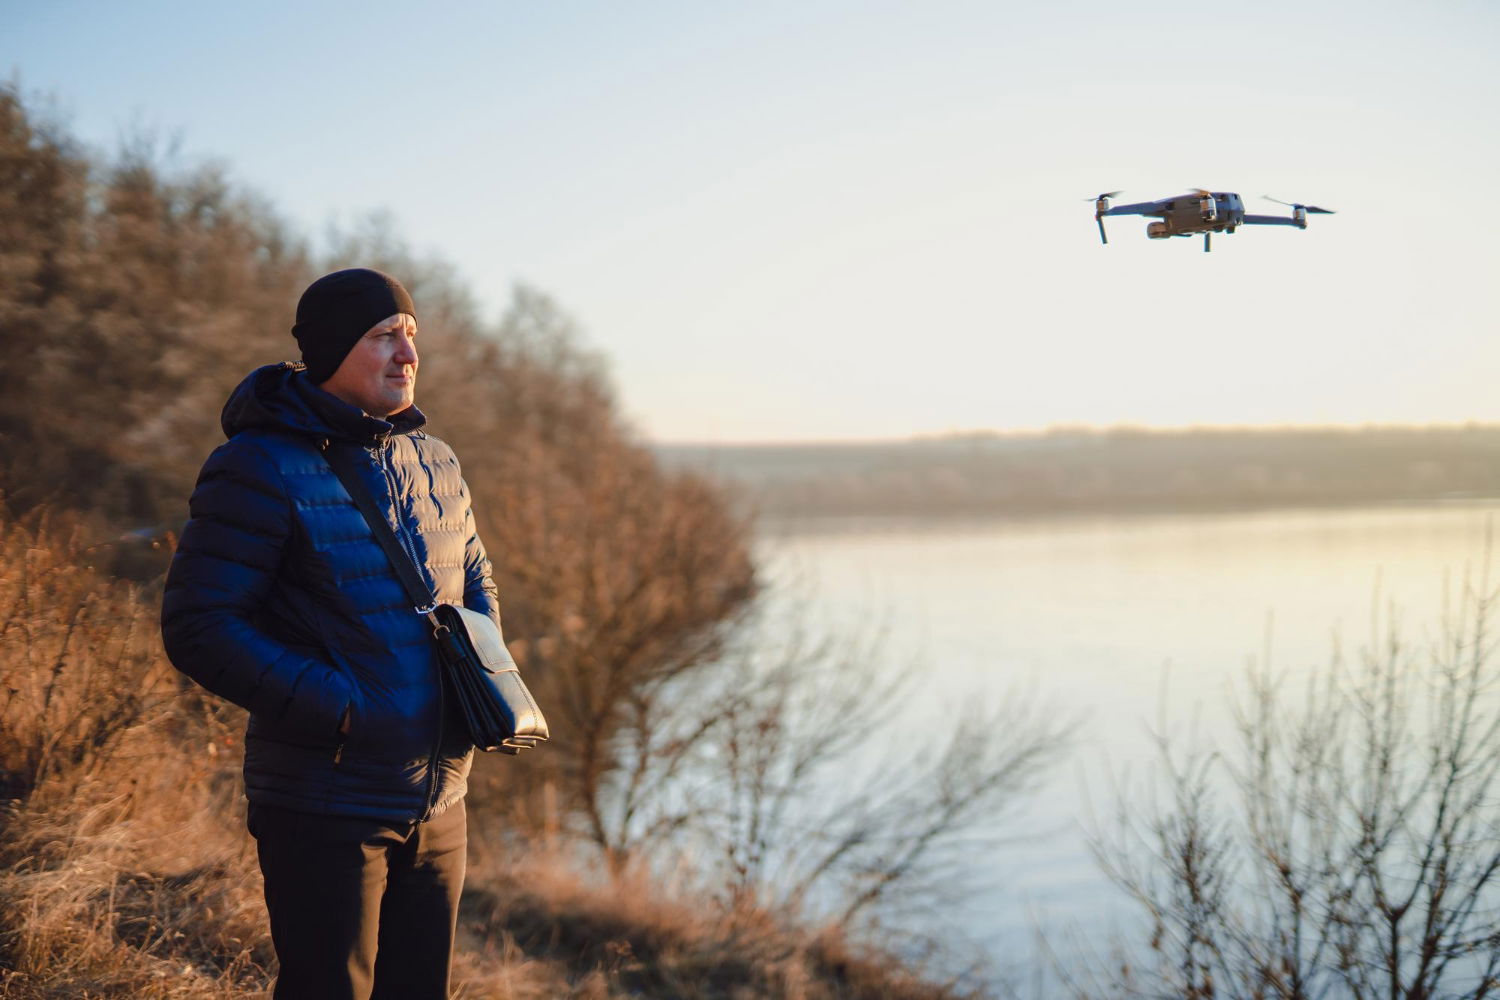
754 502 1500 961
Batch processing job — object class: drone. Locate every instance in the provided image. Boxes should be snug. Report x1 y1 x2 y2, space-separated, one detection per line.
1089 190 1335 251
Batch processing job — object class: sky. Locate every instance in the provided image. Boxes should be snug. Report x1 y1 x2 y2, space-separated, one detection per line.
6 0 1499 442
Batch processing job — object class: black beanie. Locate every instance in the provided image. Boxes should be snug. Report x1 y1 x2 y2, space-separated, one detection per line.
291 268 416 383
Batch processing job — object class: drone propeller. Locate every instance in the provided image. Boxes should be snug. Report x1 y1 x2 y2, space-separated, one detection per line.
1264 195 1335 214
1084 191 1123 203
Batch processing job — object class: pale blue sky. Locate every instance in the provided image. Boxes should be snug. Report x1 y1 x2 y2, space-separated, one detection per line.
7 1 1498 441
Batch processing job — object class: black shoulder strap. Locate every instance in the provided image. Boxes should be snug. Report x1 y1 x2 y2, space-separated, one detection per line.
320 440 437 612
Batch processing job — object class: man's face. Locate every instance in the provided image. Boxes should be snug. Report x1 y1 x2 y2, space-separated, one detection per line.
318 313 419 417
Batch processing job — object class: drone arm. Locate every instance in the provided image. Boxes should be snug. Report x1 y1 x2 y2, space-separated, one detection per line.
1101 201 1165 217
1240 214 1303 227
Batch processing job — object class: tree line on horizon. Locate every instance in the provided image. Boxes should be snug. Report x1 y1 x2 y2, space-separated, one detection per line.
660 425 1500 517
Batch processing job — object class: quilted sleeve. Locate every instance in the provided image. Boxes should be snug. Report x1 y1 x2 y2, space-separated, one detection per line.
457 473 502 629
160 436 352 740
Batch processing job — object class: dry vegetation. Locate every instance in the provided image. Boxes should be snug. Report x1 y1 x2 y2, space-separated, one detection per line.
0 511 994 998
1 86 1060 997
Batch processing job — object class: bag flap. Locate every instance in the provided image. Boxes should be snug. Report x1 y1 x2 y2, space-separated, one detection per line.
441 605 518 674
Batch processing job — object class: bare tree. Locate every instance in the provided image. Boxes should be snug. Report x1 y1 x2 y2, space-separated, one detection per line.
316 226 761 851
1079 572 1500 1000
0 86 312 528
0 80 762 845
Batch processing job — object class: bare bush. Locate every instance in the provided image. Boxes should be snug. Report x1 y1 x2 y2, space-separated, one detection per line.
590 598 1075 943
0 507 268 995
0 510 174 802
1076 574 1500 1000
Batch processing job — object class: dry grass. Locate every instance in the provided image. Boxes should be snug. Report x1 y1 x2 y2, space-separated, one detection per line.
456 855 975 1000
0 511 173 803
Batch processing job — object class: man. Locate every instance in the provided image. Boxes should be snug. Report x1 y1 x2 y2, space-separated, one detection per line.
161 267 497 999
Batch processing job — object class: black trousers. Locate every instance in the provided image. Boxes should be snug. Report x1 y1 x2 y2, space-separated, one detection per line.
247 800 467 1000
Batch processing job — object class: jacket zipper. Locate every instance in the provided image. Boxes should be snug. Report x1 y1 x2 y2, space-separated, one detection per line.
333 702 350 764
377 441 446 820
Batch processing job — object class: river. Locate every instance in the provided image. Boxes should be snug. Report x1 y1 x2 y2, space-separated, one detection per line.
752 501 1500 972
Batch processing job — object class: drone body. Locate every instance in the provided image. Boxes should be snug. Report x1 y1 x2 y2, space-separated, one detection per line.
1090 190 1335 251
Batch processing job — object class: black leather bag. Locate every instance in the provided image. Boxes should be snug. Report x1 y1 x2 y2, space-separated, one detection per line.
322 441 549 755
428 603 548 752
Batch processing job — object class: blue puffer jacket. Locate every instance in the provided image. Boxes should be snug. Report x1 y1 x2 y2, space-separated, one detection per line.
161 363 498 823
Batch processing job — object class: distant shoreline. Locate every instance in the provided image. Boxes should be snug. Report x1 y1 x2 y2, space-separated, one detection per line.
753 495 1500 537
658 426 1500 523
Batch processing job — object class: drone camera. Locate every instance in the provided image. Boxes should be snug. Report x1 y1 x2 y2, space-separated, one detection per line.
1146 221 1170 239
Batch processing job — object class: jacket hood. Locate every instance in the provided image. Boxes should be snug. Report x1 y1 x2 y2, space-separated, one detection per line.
221 363 427 443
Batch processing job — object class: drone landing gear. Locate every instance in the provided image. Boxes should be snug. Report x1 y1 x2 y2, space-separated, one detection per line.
1203 232 1211 253
1088 192 1120 245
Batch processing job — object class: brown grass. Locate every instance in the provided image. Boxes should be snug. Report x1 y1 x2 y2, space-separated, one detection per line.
458 856 975 1000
